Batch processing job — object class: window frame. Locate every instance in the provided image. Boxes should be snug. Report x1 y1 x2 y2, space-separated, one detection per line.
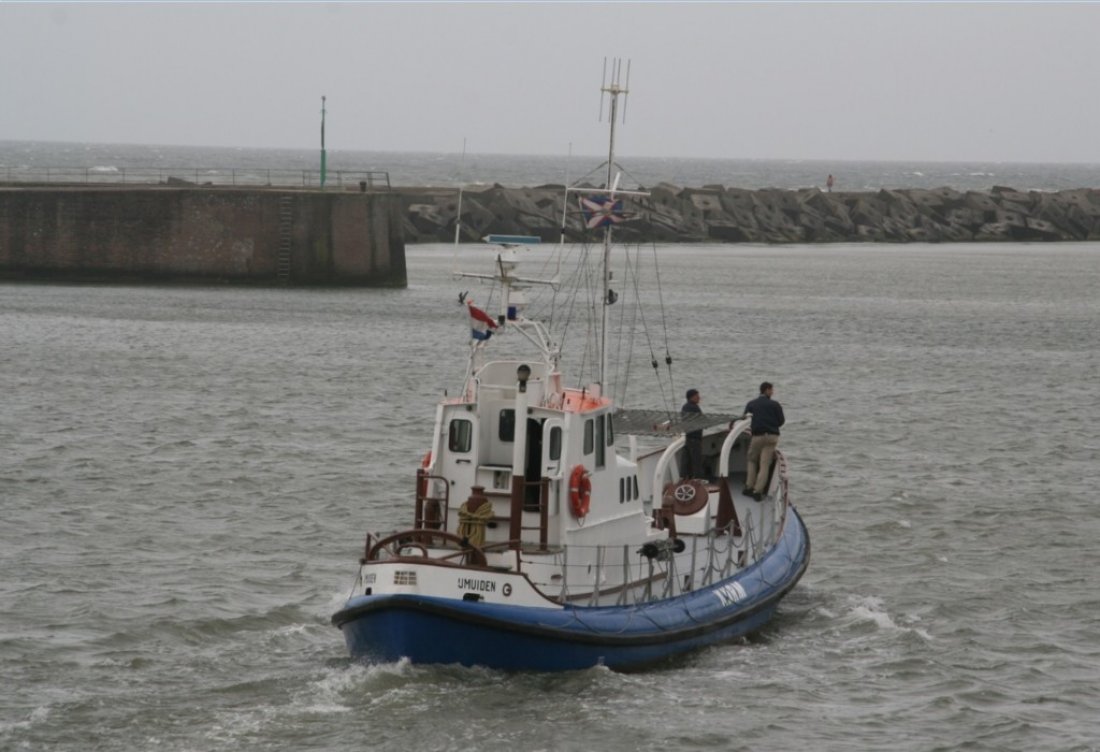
499 409 515 442
448 418 473 453
548 426 562 461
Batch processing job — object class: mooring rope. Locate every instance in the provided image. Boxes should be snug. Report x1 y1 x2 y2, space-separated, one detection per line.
456 500 494 549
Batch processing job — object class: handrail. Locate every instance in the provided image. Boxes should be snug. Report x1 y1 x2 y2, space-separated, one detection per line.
511 476 551 551
717 418 752 477
414 470 450 530
652 435 685 499
366 529 488 568
0 166 392 191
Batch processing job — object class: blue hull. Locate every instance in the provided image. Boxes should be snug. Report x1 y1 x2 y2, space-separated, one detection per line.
333 508 810 671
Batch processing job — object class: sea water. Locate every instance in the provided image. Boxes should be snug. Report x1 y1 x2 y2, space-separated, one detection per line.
3 139 1100 191
2 240 1099 751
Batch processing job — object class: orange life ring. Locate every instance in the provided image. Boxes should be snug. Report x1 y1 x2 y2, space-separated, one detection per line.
568 465 591 518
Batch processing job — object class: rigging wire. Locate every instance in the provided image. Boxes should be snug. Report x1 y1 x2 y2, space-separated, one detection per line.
611 245 630 402
627 243 670 416
617 246 643 407
650 238 676 408
557 244 590 362
546 242 596 388
574 260 593 387
469 190 676 410
581 245 602 388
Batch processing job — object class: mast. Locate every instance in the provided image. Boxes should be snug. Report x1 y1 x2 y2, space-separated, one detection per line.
598 58 630 392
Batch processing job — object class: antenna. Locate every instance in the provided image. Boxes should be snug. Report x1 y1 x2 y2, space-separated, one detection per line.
600 60 630 120
623 60 631 124
452 136 468 271
599 57 608 121
600 57 629 190
601 58 632 122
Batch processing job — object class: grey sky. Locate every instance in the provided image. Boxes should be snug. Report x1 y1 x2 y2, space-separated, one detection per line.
2 2 1098 163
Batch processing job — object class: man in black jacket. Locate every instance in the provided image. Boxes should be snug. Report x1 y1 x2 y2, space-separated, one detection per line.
680 388 704 479
743 382 785 500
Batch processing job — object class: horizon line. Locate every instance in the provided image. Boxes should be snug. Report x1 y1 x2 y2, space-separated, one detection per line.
3 138 1100 168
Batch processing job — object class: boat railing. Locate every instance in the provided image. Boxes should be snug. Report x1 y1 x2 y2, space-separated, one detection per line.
414 470 450 531
415 473 550 551
518 522 763 607
365 529 488 568
508 477 551 551
773 450 792 532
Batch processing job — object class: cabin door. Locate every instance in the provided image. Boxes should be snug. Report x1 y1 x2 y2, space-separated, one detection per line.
541 419 564 513
523 418 543 510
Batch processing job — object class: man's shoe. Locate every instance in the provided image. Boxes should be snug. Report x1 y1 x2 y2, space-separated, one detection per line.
741 486 753 496
752 491 763 501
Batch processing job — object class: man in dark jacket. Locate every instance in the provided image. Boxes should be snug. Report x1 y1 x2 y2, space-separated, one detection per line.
743 381 785 500
680 388 704 479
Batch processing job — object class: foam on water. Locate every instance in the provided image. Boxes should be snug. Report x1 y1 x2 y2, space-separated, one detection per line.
848 595 904 631
0 707 50 736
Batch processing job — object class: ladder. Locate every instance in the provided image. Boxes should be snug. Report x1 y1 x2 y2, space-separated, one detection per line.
276 195 293 283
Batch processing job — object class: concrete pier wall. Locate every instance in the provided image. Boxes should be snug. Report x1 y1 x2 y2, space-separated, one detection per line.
397 184 1100 244
0 186 406 286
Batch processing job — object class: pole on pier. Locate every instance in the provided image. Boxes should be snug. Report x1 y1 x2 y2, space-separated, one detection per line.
320 95 327 190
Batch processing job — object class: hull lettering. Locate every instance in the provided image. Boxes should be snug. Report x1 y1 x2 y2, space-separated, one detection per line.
457 578 497 593
714 582 748 608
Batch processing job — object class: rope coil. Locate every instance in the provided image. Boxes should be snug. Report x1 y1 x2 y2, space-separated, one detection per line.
457 500 494 548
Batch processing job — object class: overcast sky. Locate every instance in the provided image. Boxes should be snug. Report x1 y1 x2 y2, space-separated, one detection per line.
2 2 1098 163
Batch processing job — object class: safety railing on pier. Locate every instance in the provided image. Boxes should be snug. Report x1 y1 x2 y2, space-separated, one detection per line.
0 166 391 191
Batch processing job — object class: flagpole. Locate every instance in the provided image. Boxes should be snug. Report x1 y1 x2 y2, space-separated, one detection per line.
452 136 466 256
320 95 327 190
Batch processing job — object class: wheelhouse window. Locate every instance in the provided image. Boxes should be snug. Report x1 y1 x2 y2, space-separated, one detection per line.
595 414 606 468
499 409 515 442
548 426 562 461
584 419 594 455
448 419 473 452
606 413 614 446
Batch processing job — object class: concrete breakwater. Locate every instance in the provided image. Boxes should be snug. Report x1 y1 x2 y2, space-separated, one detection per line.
399 184 1100 244
0 185 406 286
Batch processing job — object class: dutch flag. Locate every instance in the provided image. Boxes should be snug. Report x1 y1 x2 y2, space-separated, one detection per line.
467 301 498 341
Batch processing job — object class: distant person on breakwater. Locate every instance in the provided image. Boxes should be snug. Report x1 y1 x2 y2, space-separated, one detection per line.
826 174 835 193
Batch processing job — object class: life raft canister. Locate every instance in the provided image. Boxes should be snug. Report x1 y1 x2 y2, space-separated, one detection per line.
568 464 591 518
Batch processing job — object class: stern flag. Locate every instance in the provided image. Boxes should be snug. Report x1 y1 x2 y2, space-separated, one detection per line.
579 195 625 230
467 301 498 341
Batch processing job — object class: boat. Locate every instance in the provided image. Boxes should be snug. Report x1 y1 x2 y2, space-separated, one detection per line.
331 65 810 671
